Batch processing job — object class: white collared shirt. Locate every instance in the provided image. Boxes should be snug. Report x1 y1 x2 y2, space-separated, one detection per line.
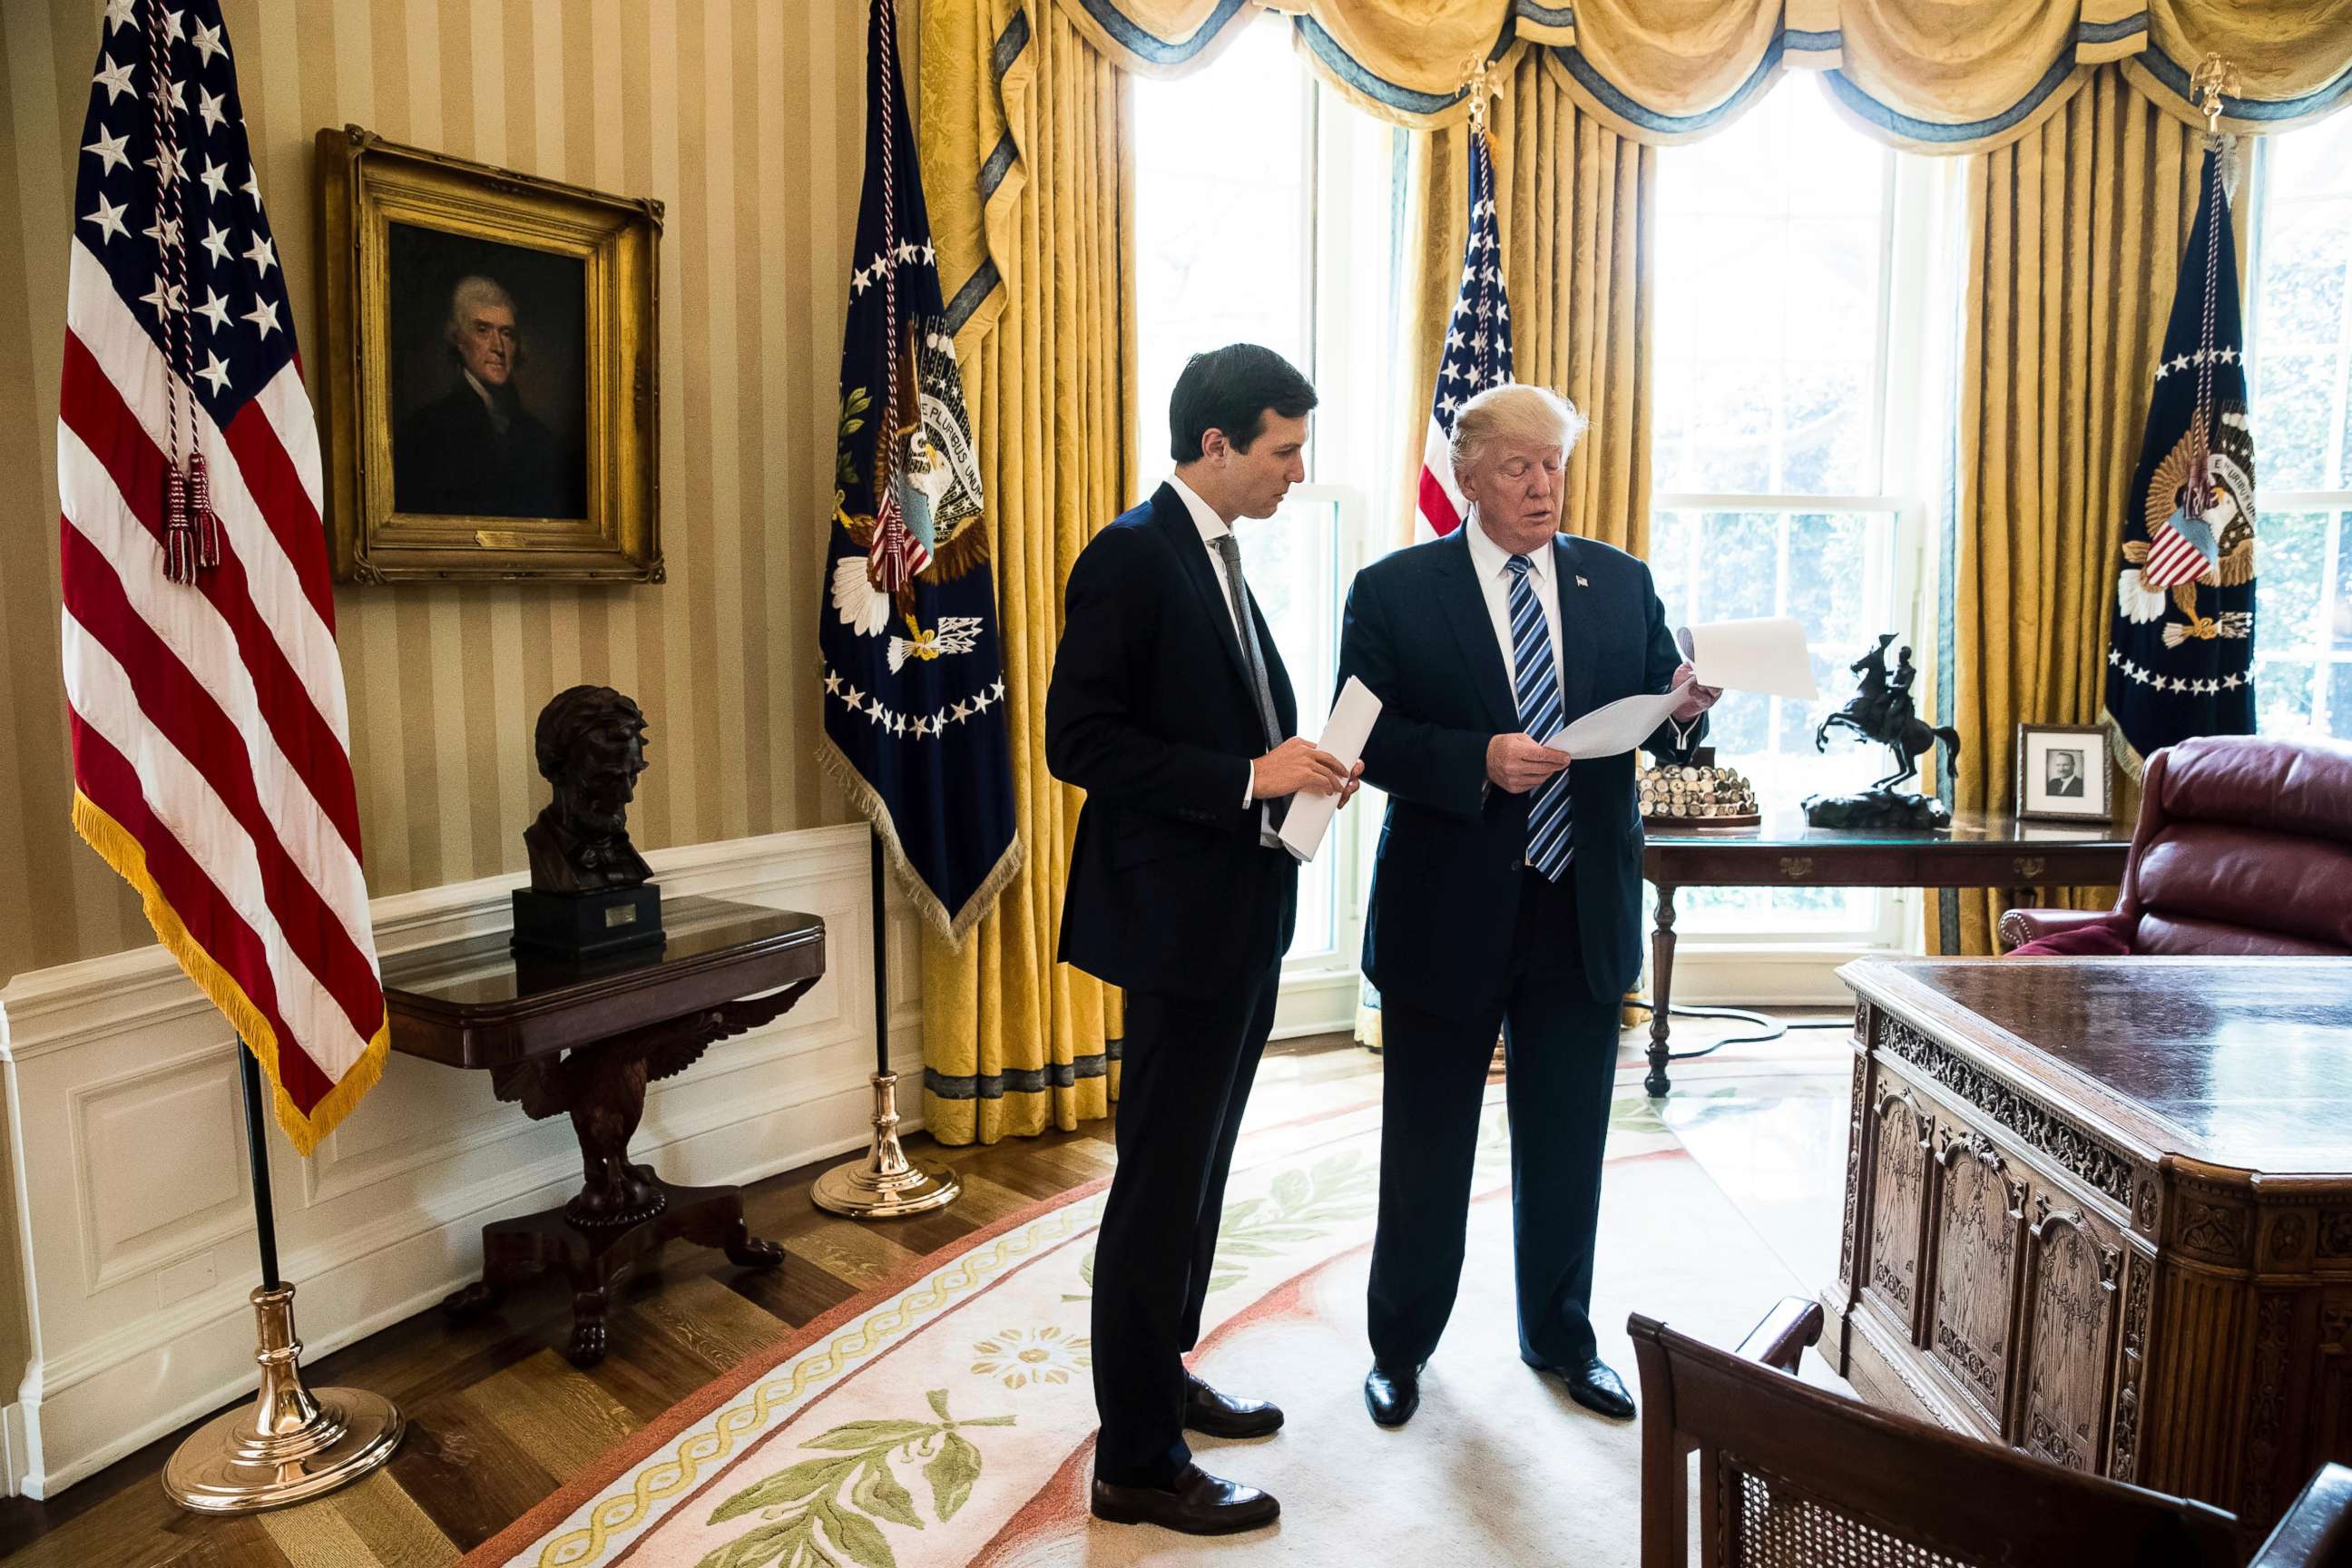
1464 509 1565 707
1165 473 1270 815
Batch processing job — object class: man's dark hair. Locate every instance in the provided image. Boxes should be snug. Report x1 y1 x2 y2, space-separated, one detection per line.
1168 343 1317 462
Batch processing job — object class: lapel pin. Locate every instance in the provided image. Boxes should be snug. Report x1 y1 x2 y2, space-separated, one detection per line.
1575 574 1589 588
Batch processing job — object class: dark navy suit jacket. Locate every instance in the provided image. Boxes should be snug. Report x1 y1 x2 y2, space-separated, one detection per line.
1045 485 1299 1000
1339 527 1699 1021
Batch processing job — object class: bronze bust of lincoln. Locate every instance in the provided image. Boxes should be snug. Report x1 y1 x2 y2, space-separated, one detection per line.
524 686 653 895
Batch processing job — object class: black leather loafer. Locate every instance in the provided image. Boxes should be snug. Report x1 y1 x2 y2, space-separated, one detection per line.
1535 1356 1636 1420
1091 1464 1280 1534
1364 1361 1424 1427
1184 1373 1283 1437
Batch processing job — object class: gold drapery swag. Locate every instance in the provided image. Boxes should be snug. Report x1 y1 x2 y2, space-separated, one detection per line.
1050 0 2352 143
917 0 1132 1143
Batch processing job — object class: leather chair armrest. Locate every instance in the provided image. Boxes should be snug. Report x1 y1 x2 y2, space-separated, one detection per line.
1999 907 2114 948
2249 1462 2352 1566
1732 1296 1824 1377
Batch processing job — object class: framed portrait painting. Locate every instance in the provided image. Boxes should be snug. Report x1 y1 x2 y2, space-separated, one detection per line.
317 126 661 583
2014 723 2114 822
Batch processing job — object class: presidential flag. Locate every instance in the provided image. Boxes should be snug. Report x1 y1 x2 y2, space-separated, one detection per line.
1416 127 1514 541
59 0 387 1153
818 0 1020 943
2105 145 2259 773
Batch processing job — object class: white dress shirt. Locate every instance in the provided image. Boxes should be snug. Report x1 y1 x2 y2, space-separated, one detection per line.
1463 509 1565 717
1166 474 1270 815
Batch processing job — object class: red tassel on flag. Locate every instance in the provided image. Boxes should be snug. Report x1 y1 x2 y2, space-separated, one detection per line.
164 462 194 585
189 451 220 570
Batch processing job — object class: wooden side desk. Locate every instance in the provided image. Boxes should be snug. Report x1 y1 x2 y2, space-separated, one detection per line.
1832 956 2352 1544
383 895 827 1364
1640 809 2128 1094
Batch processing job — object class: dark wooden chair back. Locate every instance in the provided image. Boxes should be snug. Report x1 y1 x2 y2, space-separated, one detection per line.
1629 1299 2243 1568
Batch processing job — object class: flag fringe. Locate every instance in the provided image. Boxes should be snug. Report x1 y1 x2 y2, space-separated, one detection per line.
817 737 1025 952
2097 707 2149 782
70 791 388 1157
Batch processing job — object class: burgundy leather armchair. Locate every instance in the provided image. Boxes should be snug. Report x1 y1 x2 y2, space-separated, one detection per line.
2000 733 2352 956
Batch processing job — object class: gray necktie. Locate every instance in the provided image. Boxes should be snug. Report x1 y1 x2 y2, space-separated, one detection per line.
1211 533 1288 840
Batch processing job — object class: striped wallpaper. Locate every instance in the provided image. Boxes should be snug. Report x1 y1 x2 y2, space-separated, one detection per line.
0 0 878 983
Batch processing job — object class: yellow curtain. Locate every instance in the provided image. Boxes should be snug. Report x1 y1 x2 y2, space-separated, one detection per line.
1939 66 2229 955
918 0 1132 1143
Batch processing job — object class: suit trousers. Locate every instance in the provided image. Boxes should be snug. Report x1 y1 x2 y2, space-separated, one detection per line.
1091 957 1282 1486
1367 868 1624 1372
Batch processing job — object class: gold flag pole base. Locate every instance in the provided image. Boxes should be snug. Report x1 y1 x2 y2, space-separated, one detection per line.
811 1071 961 1218
162 1282 405 1514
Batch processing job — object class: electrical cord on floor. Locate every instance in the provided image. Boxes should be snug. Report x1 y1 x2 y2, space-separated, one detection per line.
1625 1000 1855 1062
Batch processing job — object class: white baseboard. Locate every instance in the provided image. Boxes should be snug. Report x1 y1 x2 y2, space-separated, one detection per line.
0 820 920 1499
1656 945 1879 1008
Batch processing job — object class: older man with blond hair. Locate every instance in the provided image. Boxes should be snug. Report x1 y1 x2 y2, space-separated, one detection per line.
1337 383 1717 1430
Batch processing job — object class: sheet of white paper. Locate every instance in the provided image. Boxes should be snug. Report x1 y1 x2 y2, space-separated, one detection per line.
1279 676 1382 863
1542 687 1690 761
1688 616 1818 701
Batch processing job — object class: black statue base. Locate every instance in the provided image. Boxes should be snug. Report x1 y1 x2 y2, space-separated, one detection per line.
1802 790 1952 830
511 884 664 960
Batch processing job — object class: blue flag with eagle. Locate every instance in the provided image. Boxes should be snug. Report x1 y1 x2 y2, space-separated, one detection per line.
2104 145 2259 774
818 0 1019 942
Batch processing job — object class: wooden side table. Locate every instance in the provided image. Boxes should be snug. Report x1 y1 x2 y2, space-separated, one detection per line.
383 896 827 1365
1640 810 2127 1096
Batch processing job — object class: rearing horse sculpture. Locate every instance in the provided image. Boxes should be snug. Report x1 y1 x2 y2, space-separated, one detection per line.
1814 635 1962 793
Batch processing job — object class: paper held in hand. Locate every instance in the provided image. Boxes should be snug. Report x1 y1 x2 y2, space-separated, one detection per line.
1539 618 1817 760
1279 676 1382 864
1687 616 1818 701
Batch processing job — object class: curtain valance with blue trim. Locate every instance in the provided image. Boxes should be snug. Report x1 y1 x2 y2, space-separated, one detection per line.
1049 0 2352 146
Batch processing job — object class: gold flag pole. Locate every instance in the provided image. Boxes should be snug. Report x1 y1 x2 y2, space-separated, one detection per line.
812 831 962 1217
162 1046 403 1511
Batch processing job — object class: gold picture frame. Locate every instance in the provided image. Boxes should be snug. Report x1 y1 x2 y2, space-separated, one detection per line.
2014 722 2113 822
318 125 662 583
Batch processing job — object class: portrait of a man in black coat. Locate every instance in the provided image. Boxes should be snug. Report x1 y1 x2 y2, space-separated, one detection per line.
392 271 583 520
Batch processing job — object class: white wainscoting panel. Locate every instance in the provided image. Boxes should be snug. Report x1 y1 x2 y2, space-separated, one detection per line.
0 822 919 1498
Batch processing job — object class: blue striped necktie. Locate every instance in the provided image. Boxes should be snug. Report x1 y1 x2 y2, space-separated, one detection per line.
1506 554 1574 880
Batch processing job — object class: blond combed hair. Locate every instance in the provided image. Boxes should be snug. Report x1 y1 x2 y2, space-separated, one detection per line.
1449 384 1588 480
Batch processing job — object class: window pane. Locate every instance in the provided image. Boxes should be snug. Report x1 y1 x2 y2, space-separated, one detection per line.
2263 508 2330 654
1655 87 1889 496
2257 658 2316 732
1133 17 1308 465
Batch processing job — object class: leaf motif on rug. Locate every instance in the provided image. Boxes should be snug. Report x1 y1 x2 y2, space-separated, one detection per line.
698 1389 1014 1568
1064 1147 1380 1302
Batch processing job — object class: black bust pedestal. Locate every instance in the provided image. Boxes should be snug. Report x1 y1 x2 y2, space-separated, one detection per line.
511 884 664 960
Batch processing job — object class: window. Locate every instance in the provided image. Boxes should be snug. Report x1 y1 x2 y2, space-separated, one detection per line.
1132 18 1403 1008
1650 84 1956 942
2247 119 2352 740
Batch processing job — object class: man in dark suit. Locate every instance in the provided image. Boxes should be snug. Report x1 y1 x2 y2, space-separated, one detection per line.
2046 750 2086 797
394 274 575 519
1338 383 1718 1431
1046 344 1360 1535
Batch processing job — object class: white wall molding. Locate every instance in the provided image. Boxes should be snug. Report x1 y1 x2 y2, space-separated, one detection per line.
0 820 919 1499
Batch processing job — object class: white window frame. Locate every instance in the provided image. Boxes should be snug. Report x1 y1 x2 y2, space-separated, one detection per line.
1647 129 1960 985
2244 135 2352 739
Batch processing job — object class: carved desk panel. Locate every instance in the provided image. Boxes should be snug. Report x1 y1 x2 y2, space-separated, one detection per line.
1829 956 2352 1544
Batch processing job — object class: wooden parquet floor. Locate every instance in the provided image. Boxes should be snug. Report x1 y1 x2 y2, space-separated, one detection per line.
0 1035 1376 1568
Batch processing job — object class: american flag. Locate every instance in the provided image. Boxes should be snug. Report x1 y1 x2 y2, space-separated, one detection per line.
1416 128 1513 540
58 0 387 1155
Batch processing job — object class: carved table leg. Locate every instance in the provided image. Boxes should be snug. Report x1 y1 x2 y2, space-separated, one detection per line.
1646 884 1679 1097
567 1287 612 1367
564 1044 665 1228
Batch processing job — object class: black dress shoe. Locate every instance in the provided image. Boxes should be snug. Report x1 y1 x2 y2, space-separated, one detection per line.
1091 1464 1280 1534
1364 1361 1424 1427
1184 1373 1283 1437
1537 1356 1636 1420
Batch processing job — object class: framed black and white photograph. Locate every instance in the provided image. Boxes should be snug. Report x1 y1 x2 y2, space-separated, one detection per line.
2015 723 2113 822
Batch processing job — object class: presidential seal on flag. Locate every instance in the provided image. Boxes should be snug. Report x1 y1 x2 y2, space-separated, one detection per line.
2103 141 2259 774
818 0 1019 946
